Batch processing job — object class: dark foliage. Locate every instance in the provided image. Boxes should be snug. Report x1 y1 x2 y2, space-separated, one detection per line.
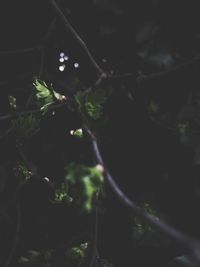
1 1 200 267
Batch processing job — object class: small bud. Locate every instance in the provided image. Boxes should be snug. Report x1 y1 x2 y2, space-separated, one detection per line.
70 128 83 138
44 177 50 182
80 242 88 249
95 164 104 174
61 95 67 101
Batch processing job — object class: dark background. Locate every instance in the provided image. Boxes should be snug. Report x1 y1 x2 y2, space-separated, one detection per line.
1 1 200 267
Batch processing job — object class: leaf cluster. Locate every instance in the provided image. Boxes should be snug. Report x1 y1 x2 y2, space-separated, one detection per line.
65 163 104 212
75 88 107 120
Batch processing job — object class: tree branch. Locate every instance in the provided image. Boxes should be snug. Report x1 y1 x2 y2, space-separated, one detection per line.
88 205 99 267
49 0 105 76
83 124 200 264
0 101 67 122
136 55 200 84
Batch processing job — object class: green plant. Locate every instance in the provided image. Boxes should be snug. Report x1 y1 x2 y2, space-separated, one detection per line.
33 79 66 114
133 202 157 233
65 163 104 212
54 182 73 204
12 114 40 141
75 88 107 120
14 163 33 183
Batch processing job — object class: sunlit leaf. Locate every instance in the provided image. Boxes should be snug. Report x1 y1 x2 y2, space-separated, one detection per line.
33 79 66 114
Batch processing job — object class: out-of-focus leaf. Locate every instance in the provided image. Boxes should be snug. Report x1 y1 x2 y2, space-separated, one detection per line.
54 182 72 204
14 163 33 183
12 114 40 141
133 202 157 233
70 128 83 139
66 243 88 260
75 88 107 120
65 163 104 212
167 255 198 267
97 258 114 267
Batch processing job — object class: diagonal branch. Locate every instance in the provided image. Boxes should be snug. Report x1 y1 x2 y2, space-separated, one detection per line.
49 0 105 76
83 124 200 265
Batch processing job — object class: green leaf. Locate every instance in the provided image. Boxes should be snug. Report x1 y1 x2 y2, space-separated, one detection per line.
64 243 88 267
54 182 72 204
33 79 66 114
66 243 87 260
12 114 40 141
70 128 83 138
75 88 107 120
147 101 159 114
65 163 104 212
133 202 157 233
33 79 49 93
167 255 198 267
14 163 33 183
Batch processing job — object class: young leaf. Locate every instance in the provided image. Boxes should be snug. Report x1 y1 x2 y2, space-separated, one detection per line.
66 243 88 260
75 88 107 120
65 163 104 212
54 182 73 204
167 255 198 267
70 128 83 138
33 79 66 114
14 163 33 183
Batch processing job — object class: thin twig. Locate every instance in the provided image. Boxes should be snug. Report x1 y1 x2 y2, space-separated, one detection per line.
0 101 67 121
42 18 57 43
89 205 99 267
0 46 40 55
83 124 200 264
3 202 21 267
49 0 105 75
105 54 200 84
136 55 200 84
